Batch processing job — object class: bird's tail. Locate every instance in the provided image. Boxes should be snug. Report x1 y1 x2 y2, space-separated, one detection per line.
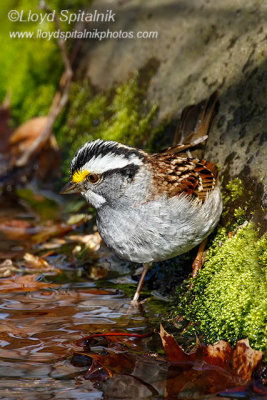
164 91 218 158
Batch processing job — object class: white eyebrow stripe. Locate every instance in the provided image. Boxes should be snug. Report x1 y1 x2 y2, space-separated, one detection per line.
81 153 143 174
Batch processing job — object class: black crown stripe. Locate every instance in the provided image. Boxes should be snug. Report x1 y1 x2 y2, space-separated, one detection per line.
71 140 144 175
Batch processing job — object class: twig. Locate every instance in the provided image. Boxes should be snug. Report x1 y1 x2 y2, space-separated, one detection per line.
15 1 73 167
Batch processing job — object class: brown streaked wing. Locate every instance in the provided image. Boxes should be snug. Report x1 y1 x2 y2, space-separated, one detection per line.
148 153 218 202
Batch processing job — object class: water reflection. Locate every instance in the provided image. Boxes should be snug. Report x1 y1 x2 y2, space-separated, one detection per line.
0 189 168 399
0 191 262 400
0 281 166 399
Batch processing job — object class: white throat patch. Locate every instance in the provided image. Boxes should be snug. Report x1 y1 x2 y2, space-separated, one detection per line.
82 190 106 208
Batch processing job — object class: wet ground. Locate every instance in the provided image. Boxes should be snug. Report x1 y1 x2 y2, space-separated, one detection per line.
0 188 264 399
0 281 168 399
0 188 170 399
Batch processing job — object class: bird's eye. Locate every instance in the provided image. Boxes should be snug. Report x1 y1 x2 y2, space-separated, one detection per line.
87 173 99 183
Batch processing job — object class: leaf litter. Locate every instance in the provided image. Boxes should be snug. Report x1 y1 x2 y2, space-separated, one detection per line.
0 176 265 398
73 325 265 398
0 86 265 398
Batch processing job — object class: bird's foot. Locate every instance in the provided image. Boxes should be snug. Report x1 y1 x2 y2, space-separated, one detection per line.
127 297 147 314
190 239 207 289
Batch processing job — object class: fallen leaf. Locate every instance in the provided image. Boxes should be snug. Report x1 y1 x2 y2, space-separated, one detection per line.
74 326 264 398
159 326 262 383
0 220 73 244
204 340 232 368
159 327 247 398
0 274 57 293
232 339 262 381
67 232 102 251
9 117 58 156
84 360 111 380
32 223 73 243
22 252 59 273
36 238 67 250
0 220 39 241
5 116 60 182
165 363 236 398
66 213 93 225
85 351 136 376
74 331 156 380
0 259 19 277
159 324 190 363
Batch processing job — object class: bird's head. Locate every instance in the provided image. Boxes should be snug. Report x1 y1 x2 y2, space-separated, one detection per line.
60 140 146 209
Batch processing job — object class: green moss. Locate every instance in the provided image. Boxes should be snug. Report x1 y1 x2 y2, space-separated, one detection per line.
0 0 92 126
223 178 244 203
234 206 247 222
57 76 158 176
101 78 158 145
0 1 62 125
174 178 267 351
221 177 251 229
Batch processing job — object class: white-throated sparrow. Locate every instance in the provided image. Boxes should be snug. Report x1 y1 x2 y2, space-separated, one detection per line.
61 93 222 302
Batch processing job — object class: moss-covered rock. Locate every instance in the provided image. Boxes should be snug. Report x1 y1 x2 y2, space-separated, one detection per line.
57 75 158 177
82 0 267 210
174 179 267 352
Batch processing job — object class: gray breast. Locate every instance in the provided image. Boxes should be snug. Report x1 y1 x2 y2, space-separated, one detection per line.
96 186 222 264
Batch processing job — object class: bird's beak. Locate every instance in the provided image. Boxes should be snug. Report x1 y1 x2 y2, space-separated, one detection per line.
60 181 83 195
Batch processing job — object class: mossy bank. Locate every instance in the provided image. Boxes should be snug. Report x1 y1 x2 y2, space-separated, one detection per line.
174 178 267 352
56 70 159 178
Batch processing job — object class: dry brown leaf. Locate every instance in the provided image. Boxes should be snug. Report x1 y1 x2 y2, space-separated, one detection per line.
7 116 60 180
88 266 108 280
159 325 262 384
67 232 102 251
159 324 190 363
0 274 57 293
22 252 59 273
165 364 236 398
9 117 58 155
0 259 19 277
204 340 233 368
232 339 262 381
32 223 73 243
76 326 264 397
0 220 39 241
0 220 73 244
36 238 67 250
85 360 110 380
85 351 136 376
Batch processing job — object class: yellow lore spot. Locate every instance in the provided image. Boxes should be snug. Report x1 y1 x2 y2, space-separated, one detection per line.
72 169 89 183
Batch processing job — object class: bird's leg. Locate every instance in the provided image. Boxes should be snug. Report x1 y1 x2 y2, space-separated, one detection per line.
192 238 207 279
132 262 152 304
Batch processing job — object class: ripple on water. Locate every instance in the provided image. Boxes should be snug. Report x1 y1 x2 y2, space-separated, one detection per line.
0 282 164 398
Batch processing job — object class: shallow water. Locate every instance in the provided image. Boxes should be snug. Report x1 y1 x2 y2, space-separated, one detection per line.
0 190 169 399
0 190 263 399
0 280 168 399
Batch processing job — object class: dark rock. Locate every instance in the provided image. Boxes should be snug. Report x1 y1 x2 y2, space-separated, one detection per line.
79 0 266 215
